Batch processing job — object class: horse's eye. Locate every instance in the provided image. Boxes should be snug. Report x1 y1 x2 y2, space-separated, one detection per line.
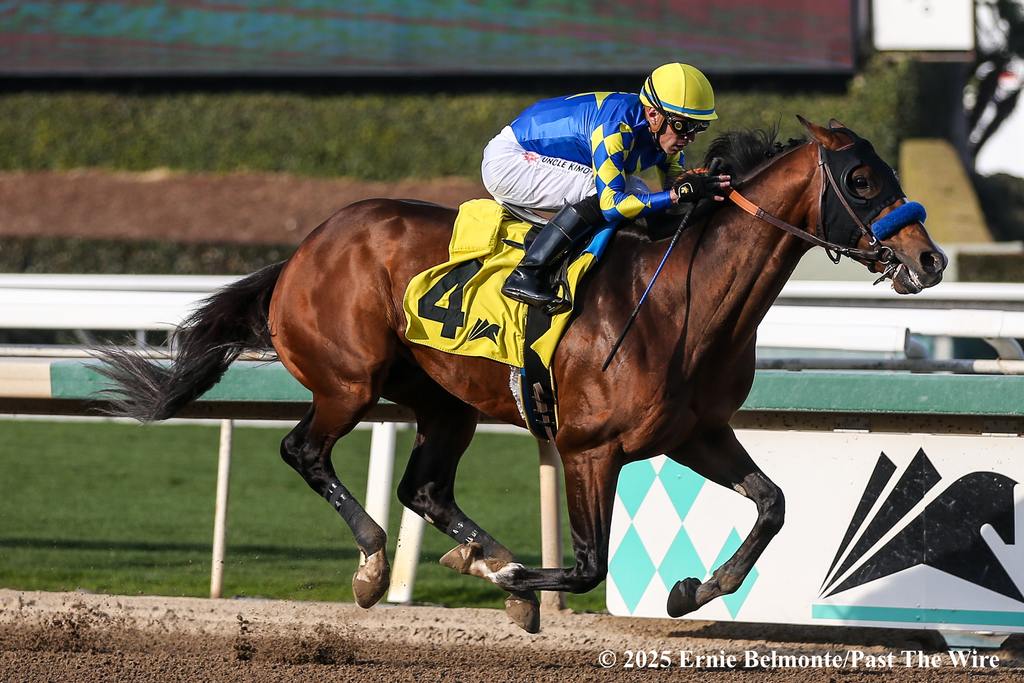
848 174 871 193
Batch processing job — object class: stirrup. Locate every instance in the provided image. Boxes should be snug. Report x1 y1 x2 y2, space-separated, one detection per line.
501 203 547 228
543 295 571 316
502 269 554 308
542 261 573 315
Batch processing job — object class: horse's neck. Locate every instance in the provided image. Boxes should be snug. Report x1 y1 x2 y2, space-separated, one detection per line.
661 145 818 369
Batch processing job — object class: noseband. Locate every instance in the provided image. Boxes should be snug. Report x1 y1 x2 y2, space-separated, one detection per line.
726 136 925 275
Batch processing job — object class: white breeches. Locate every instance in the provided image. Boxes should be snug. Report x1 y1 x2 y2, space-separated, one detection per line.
481 126 648 212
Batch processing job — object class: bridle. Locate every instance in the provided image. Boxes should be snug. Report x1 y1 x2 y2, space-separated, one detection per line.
726 133 918 280
603 128 924 370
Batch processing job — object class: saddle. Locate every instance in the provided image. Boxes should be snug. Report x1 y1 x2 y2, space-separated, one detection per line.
403 199 615 440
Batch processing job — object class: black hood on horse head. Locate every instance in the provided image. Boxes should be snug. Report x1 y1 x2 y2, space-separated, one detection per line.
702 126 806 180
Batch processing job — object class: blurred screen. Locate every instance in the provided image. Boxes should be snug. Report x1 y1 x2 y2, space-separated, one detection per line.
0 1 856 75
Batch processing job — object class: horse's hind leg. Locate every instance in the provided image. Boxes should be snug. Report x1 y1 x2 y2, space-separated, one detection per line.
472 442 623 595
663 426 785 617
394 386 541 633
280 398 391 608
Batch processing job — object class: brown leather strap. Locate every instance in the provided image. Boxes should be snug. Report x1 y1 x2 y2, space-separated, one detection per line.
727 190 762 217
728 189 830 246
726 187 888 262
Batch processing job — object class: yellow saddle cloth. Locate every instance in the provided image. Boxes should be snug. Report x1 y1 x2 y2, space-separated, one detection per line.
403 199 600 368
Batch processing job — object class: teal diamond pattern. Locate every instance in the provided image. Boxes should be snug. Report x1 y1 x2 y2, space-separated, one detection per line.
617 460 657 517
658 458 706 520
609 524 657 613
710 528 759 618
611 457 761 620
657 526 705 590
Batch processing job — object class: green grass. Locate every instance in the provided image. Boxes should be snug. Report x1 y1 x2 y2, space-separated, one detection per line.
0 420 605 612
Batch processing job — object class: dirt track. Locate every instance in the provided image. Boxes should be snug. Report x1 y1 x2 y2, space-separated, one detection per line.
1 590 1022 682
0 170 487 245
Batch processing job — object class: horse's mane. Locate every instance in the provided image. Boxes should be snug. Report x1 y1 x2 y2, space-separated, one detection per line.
623 126 808 242
701 125 807 181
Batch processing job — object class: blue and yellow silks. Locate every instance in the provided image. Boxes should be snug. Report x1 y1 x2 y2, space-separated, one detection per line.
403 199 610 368
510 92 680 223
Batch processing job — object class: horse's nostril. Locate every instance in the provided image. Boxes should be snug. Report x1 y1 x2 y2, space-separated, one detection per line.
920 251 945 275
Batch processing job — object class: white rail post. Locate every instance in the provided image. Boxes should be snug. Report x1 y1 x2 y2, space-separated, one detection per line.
363 422 397 568
387 507 426 604
934 335 954 360
210 419 234 599
364 422 397 528
537 439 566 611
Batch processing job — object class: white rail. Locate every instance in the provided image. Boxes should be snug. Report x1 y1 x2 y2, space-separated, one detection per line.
6 275 1024 303
0 289 200 330
3 276 1023 357
0 274 236 291
778 280 1024 306
757 323 916 356
765 306 1024 339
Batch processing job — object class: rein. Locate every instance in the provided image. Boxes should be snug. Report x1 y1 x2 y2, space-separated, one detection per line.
601 158 724 371
726 143 897 268
602 134 920 371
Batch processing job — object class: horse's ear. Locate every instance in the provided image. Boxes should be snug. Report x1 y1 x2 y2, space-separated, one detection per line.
796 114 846 150
828 118 848 130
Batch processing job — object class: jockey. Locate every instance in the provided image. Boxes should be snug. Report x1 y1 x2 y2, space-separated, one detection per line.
482 63 732 311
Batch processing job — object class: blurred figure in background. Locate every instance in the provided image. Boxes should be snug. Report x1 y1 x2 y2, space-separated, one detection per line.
967 0 1024 158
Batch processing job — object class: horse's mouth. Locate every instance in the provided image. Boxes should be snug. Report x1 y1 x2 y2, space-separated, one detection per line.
891 262 942 295
891 264 923 294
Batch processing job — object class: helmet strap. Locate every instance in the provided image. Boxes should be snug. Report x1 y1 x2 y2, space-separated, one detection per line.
652 113 668 139
644 77 670 140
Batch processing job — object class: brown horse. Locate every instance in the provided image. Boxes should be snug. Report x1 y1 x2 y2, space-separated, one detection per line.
97 117 945 632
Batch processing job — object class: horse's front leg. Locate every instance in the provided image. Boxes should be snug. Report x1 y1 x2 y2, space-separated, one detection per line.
663 425 785 617
484 443 621 595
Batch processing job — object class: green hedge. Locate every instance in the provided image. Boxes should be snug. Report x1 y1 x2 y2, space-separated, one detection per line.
959 252 1024 282
0 57 934 180
0 236 291 274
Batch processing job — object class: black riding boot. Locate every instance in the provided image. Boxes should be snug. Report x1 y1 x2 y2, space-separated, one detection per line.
501 197 600 311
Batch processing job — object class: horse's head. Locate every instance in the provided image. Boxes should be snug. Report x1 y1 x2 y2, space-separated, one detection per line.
798 116 946 294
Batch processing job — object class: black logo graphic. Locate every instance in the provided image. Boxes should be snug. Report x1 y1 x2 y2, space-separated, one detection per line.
821 449 1022 602
417 260 482 339
467 317 500 343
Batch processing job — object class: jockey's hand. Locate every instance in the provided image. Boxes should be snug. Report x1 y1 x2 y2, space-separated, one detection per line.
672 170 732 204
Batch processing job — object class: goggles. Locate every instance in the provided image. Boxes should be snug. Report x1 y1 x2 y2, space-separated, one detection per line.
666 115 709 136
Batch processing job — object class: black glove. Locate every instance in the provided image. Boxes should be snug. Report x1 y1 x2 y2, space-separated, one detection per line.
672 170 731 203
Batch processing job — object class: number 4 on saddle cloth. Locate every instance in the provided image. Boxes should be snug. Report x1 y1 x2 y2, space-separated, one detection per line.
403 199 615 440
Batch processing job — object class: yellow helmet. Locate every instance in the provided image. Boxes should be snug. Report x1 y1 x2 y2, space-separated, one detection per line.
639 63 718 121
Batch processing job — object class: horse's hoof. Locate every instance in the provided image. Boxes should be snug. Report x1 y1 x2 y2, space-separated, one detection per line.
666 577 702 618
505 591 541 634
352 549 391 609
439 542 484 575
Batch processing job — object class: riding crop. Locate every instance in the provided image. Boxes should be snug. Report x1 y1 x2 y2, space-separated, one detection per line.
602 158 723 372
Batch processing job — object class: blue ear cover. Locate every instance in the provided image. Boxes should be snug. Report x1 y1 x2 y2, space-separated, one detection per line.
870 201 926 240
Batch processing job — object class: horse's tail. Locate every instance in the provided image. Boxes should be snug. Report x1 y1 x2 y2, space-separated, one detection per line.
94 260 287 422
